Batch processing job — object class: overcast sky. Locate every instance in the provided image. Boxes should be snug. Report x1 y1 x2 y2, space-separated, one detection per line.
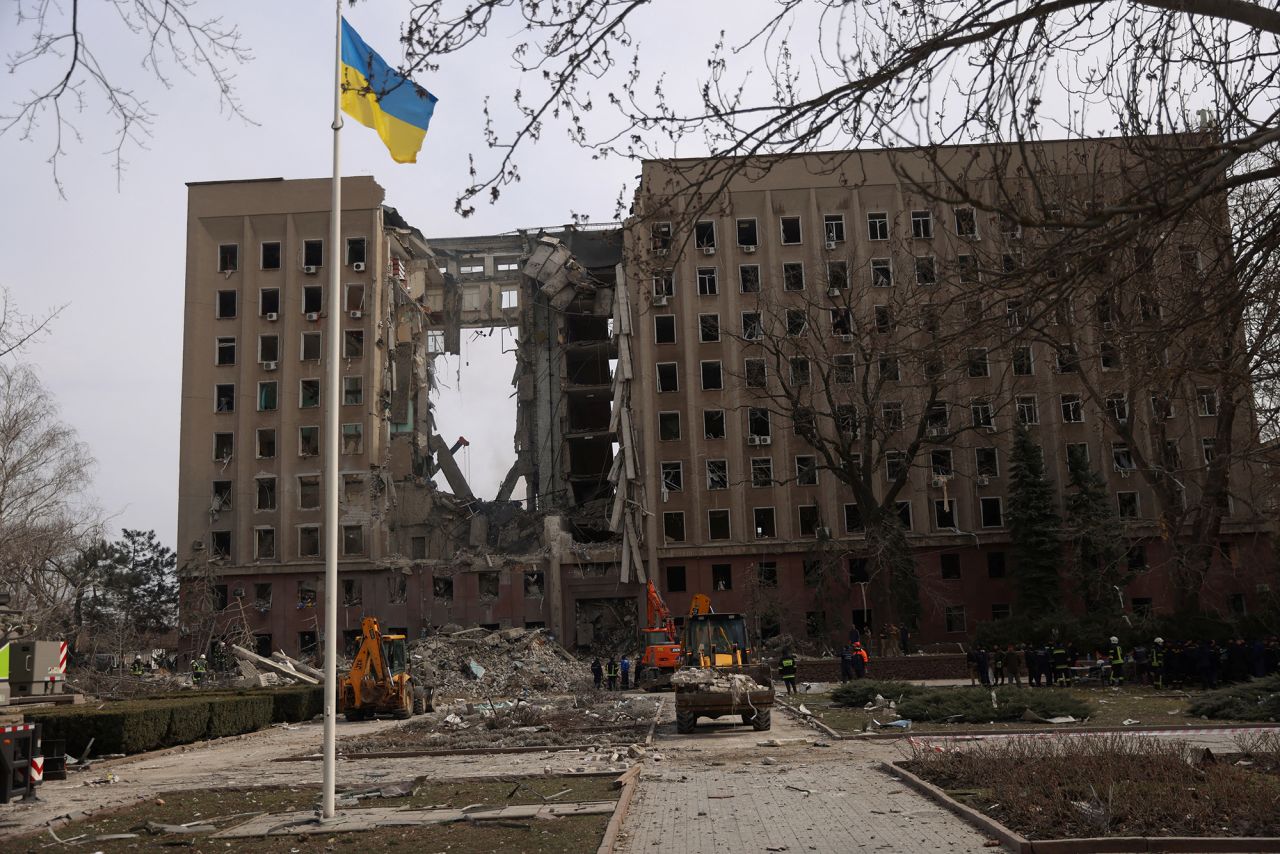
0 0 757 547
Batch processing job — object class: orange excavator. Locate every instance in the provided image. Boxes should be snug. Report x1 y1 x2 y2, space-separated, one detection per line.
339 617 431 720
637 581 683 691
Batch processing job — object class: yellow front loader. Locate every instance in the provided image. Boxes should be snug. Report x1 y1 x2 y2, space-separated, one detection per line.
339 617 431 721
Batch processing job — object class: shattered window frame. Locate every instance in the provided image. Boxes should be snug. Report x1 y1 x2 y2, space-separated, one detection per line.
654 314 677 344
524 571 544 598
256 476 277 511
656 362 679 393
663 511 686 543
303 239 324 268
298 525 321 558
741 311 763 340
210 531 232 560
298 475 321 509
257 381 278 412
706 459 729 490
301 331 322 361
696 266 719 295
212 480 233 511
753 507 777 539
651 270 675 298
707 509 732 541
255 428 276 459
342 525 365 556
867 211 889 241
258 334 280 363
911 209 934 239
303 285 323 314
783 262 805 292
345 283 366 313
216 290 237 319
976 447 1000 478
736 218 758 247
343 376 363 405
703 409 725 439
345 237 367 267
694 220 717 250
1061 394 1084 423
260 287 281 316
795 455 818 486
218 243 239 273
698 313 720 343
779 216 803 245
253 527 276 561
1012 345 1034 376
790 356 811 385
700 360 723 391
341 423 364 455
824 214 846 243
344 330 364 359
214 383 235 413
744 358 767 389
260 241 281 270
342 577 363 606
739 264 761 293
826 260 849 290
432 575 454 601
658 411 681 440
300 379 321 408
751 457 773 487
844 503 865 534
798 505 822 537
660 461 683 492
870 258 893 287
711 563 732 590
786 309 808 337
1117 491 1140 519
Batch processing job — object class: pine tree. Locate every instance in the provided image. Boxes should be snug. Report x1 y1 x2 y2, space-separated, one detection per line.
1064 449 1130 614
1006 423 1063 613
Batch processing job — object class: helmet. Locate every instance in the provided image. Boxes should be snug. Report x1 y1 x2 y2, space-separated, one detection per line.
199 654 207 660
1154 637 1164 644
1109 636 1119 644
853 641 861 648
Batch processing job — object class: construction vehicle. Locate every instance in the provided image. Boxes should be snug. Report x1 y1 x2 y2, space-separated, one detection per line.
339 617 431 720
672 597 775 733
637 581 682 691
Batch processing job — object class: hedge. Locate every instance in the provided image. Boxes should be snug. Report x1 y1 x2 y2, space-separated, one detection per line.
25 686 323 758
1187 674 1280 721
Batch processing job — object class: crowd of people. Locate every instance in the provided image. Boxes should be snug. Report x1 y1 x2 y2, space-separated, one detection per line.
590 655 632 691
966 636 1280 689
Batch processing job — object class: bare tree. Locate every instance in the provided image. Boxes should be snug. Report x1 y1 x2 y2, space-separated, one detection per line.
3 0 253 195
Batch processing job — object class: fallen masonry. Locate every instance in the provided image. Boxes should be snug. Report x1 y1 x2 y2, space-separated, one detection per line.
406 625 590 699
670 668 765 697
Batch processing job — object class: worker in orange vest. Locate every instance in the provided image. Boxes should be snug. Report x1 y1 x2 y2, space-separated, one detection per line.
852 642 869 679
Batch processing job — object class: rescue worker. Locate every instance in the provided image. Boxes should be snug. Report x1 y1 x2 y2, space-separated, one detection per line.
1052 641 1070 686
1108 636 1125 685
130 655 145 677
1150 638 1165 689
605 657 619 691
851 642 869 679
620 655 631 690
192 653 208 685
1003 645 1023 687
778 650 798 694
590 657 604 689
839 645 855 682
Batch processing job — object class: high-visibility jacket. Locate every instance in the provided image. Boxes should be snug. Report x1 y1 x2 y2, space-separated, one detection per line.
1051 646 1068 668
854 649 869 664
1110 645 1125 666
131 661 144 676
1151 646 1164 668
606 662 619 677
779 657 797 677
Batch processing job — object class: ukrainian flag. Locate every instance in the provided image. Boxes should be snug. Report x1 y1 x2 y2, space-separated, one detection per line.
340 19 438 164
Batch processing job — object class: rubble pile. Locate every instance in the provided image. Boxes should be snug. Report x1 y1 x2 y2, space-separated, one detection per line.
670 668 765 701
409 626 591 699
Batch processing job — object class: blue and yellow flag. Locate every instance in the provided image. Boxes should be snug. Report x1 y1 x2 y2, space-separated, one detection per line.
340 19 438 164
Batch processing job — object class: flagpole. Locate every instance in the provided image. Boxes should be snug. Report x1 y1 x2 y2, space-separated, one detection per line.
322 0 343 822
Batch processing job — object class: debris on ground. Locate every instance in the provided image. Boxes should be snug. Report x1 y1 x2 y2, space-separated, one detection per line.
670 668 764 701
407 627 590 699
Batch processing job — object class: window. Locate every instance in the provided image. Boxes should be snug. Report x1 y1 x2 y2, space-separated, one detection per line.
1127 544 1147 571
1061 394 1083 423
215 337 236 366
1112 442 1135 471
826 260 849 290
1117 491 1139 518
843 503 864 534
697 267 719 295
798 505 821 536
790 356 811 385
754 507 777 538
931 449 954 477
971 400 994 429
1131 596 1153 617
661 461 683 492
1106 393 1129 424
708 509 731 541
879 354 900 381
1016 395 1039 425
214 383 235 413
702 409 724 439
867 211 889 241
409 536 427 560
780 216 802 245
794 407 815 439
824 214 845 243
218 243 238 273
256 476 277 511
346 237 366 266
657 363 678 392
344 330 364 359
991 603 1012 621
999 213 1021 239
1151 394 1173 421
934 500 957 530
1202 438 1217 463
1012 346 1033 375
712 563 733 591
896 501 913 530
881 401 904 432
298 525 321 557
980 496 1003 528
967 348 989 378
742 312 763 340
301 331 322 361
783 262 805 291
745 358 766 388
216 290 237 320
651 221 673 252
261 242 281 270
739 265 761 293
254 528 276 560
501 288 519 310
987 551 1006 578
748 407 771 438
652 270 674 298
432 575 454 601
260 288 280 316
212 480 233 512
256 334 280 364
344 284 366 314
210 531 232 560
300 379 320 408
706 460 728 490
873 305 893 333
786 310 808 338
342 525 365 556
1197 387 1219 417
944 605 966 633
700 360 723 390
886 451 908 481
654 315 676 344
871 258 893 287
255 429 274 459
659 411 681 440
915 256 937 286
699 313 720 342
342 578 362 606
1180 244 1202 274
910 210 933 239
663 511 686 542
341 423 363 454
976 447 999 478
303 239 324 268
694 220 716 250
954 207 977 238
737 218 758 247
666 565 687 593
1057 344 1080 373
299 425 319 456
751 458 773 487
940 553 961 580
1100 340 1121 370
257 381 278 412
298 475 321 509
343 376 363 406
834 354 855 384
796 455 818 486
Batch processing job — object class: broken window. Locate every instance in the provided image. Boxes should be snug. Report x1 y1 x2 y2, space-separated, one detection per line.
665 565 687 593
387 573 408 603
748 407 771 438
342 525 365 556
844 504 865 534
796 455 818 486
433 575 454 601
835 404 858 437
659 411 681 440
954 206 978 237
783 262 805 291
212 480 233 512
218 244 239 273
739 265 761 293
661 461 683 492
300 379 320 408
1100 340 1121 370
257 381 278 412
303 285 323 314
477 571 500 601
708 510 731 541
1066 442 1090 469
651 270 674 298
967 348 989 378
524 571 544 597
980 498 1003 528
931 449 954 477
1197 387 1219 417
785 309 808 338
699 313 720 342
302 331 322 361
1016 395 1039 425
304 239 324 268
879 354 900 381
957 254 979 283
427 330 445 352
409 536 427 560
706 459 728 490
656 362 678 392
697 267 718 295
700 360 723 391
258 334 280 363
737 218 758 247
881 401 904 432
873 305 892 333
1012 346 1033 376
1061 394 1083 423
344 330 364 359
790 356 811 385
744 358 766 388
976 447 999 478
343 578 362 605
930 501 955 530
345 284 365 313
751 457 773 487
1117 491 1139 519
343 473 366 505
654 315 676 344
260 288 281 316
215 337 237 366
911 210 933 239
343 376 363 405
342 423 364 454
663 511 686 543
299 475 321 509
885 451 907 482
833 353 855 384
1113 442 1135 472
261 242 281 270
501 288 518 309
256 428 275 459
1106 393 1129 424
793 407 816 439
867 211 889 241
712 563 732 590
826 260 849 291
754 508 777 539
915 256 937 286
871 258 893 287
216 290 237 319
897 501 914 530
256 477 277 511
346 237 366 266
254 582 273 607
703 409 725 439
210 531 232 559
742 311 763 339
214 383 235 413
298 527 321 558
824 214 845 243
780 216 802 245
650 220 673 252
694 220 716 250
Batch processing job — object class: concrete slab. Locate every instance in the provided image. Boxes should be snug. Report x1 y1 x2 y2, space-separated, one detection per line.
214 801 617 837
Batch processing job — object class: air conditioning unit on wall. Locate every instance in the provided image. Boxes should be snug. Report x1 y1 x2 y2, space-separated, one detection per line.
352 261 366 272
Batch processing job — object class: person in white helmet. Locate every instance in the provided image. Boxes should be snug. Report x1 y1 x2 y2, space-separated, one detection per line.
192 653 208 685
1151 638 1166 688
1107 636 1125 685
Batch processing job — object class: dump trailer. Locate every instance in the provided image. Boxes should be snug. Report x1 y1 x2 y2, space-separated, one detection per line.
339 617 431 720
673 608 775 733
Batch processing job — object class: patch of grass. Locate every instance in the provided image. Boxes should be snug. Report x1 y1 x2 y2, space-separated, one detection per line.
8 777 618 854
1187 674 1280 721
896 686 1092 723
904 735 1280 839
